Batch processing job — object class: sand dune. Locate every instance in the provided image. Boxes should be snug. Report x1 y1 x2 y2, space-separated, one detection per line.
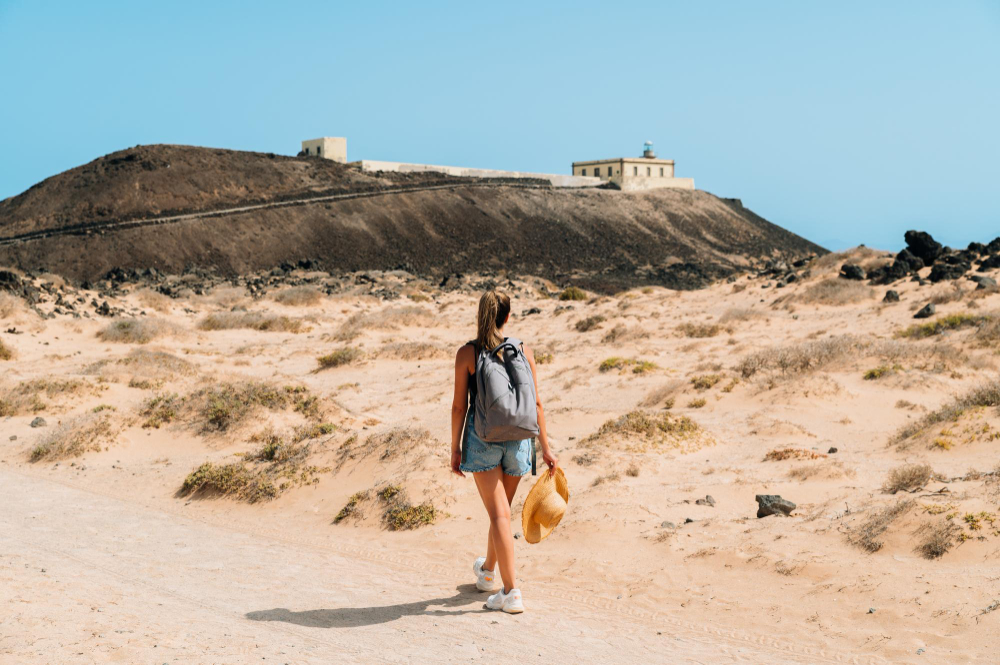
2 250 999 662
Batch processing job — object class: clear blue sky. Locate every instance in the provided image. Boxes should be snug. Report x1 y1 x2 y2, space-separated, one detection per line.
1 1 998 250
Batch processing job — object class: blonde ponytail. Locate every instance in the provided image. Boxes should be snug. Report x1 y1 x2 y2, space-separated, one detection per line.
476 289 511 352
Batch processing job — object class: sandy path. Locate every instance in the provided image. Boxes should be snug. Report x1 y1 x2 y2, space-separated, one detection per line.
0 468 840 664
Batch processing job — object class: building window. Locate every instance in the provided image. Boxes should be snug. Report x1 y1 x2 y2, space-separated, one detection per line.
582 168 587 176
305 148 309 155
647 167 651 176
633 166 638 176
317 146 322 155
659 167 664 176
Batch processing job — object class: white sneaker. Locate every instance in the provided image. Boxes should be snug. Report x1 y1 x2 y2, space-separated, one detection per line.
473 556 496 592
486 587 524 614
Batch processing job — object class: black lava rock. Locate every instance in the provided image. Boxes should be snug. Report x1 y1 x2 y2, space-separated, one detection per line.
928 261 970 282
914 303 936 319
979 255 1000 272
905 231 944 265
969 275 997 290
883 290 900 302
755 495 796 518
840 264 866 280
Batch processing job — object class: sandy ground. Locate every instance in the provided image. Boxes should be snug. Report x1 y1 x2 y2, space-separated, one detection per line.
2 250 1000 663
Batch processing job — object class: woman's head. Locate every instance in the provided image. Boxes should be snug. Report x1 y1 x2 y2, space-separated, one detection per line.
476 289 511 351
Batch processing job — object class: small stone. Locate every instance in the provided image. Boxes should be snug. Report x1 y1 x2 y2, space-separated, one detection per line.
917 648 925 655
868 607 876 614
914 303 936 319
695 495 715 507
9 435 16 441
30 417 46 428
661 521 676 529
514 532 521 539
883 290 900 303
684 517 695 524
828 447 838 454
755 494 796 518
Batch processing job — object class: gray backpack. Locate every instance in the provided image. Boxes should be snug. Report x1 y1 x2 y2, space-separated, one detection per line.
474 337 540 445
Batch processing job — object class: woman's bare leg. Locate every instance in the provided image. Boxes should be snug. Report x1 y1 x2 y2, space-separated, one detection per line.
473 467 521 592
483 472 522 573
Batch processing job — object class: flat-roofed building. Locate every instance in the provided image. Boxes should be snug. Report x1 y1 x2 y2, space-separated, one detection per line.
301 137 347 163
572 142 694 191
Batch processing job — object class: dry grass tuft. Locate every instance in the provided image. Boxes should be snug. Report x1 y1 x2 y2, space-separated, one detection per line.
376 341 445 360
893 379 1000 443
559 287 588 301
0 293 26 319
196 381 312 432
639 380 684 408
0 378 90 417
735 335 917 379
848 499 914 552
898 313 990 340
915 521 961 559
140 393 182 428
585 409 706 453
0 338 12 361
599 357 657 374
97 318 178 344
198 311 305 333
134 288 174 313
764 447 827 461
86 348 196 383
795 278 875 306
719 307 766 324
575 315 606 332
30 414 118 461
272 286 323 307
677 322 724 338
883 463 934 494
691 374 722 391
335 306 436 341
317 346 363 369
335 484 437 530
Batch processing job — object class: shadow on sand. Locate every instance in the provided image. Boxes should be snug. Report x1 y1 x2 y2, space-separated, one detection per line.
245 584 488 628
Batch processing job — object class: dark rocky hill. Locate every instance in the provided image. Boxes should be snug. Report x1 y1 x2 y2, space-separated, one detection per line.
0 145 826 291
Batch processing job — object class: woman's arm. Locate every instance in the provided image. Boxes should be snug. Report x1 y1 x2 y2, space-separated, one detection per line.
450 345 473 477
524 345 559 475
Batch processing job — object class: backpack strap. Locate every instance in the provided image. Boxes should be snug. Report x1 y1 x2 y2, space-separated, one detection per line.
531 438 537 475
487 337 522 356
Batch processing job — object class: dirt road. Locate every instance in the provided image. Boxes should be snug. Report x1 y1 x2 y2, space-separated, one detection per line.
0 467 842 664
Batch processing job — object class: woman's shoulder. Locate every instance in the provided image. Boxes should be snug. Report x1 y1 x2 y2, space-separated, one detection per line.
455 341 476 363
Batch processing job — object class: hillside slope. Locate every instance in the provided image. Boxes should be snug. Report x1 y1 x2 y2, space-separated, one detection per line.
0 145 825 290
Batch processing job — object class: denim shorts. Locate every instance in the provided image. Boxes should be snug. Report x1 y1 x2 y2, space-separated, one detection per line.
460 411 533 476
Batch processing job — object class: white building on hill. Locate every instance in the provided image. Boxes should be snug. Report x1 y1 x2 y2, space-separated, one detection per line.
571 142 694 191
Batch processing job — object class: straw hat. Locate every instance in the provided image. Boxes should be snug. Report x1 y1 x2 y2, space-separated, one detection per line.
521 467 569 544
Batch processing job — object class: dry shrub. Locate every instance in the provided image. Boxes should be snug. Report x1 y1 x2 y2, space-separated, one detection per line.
198 311 304 333
197 381 310 432
719 307 766 324
928 283 968 305
140 393 181 428
575 315 606 332
317 346 363 369
601 324 650 344
272 286 322 307
135 288 174 313
98 318 178 344
915 520 961 559
179 436 324 504
0 339 12 361
883 463 934 494
639 379 685 408
0 378 89 416
599 357 657 374
335 306 435 341
626 463 640 477
810 247 886 275
335 484 437 530
0 292 27 319
736 335 916 379
691 374 722 391
376 341 444 360
898 313 990 339
975 318 1000 347
592 471 621 487
30 414 117 461
336 427 432 470
206 286 250 308
677 322 723 338
764 447 826 461
848 499 914 552
584 409 706 453
86 348 196 382
687 398 707 408
893 379 1000 443
796 278 874 306
559 287 588 301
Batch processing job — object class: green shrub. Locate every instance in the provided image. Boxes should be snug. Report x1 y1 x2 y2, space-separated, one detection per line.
898 313 990 340
317 346 363 369
558 287 588 301
575 315 605 332
691 374 722 391
140 393 180 428
599 357 657 374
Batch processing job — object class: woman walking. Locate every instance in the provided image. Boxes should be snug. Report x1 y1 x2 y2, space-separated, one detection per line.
450 289 558 614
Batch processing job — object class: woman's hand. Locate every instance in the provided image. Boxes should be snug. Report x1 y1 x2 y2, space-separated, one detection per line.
542 450 559 476
451 448 465 477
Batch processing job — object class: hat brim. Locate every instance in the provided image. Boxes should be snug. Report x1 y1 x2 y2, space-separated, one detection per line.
521 467 569 544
